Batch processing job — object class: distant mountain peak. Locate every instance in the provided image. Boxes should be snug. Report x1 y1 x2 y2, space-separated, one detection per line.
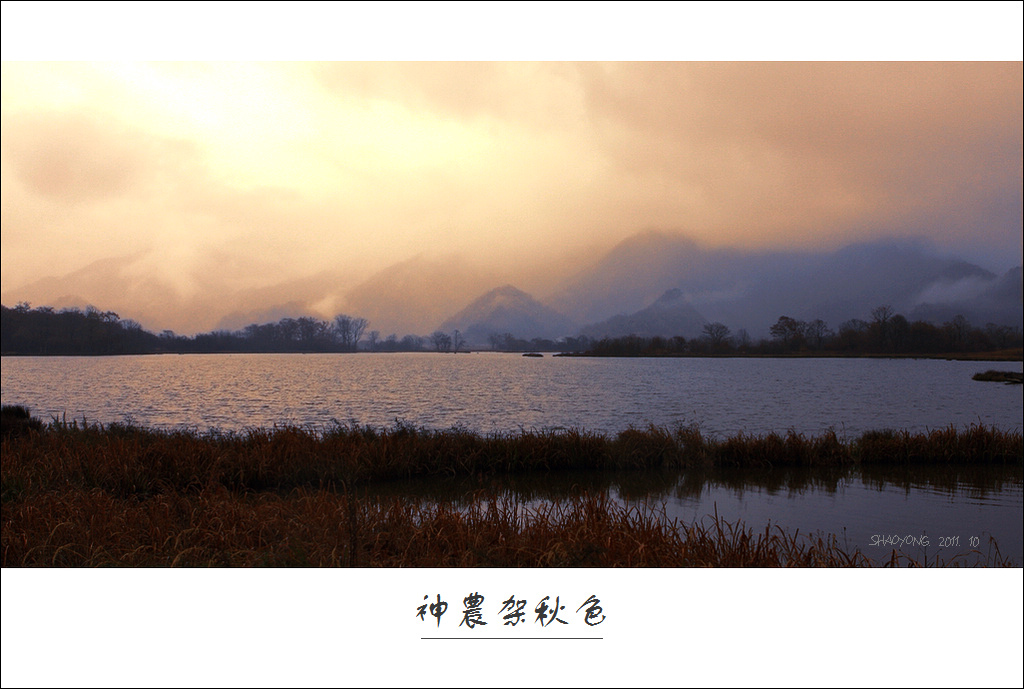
486 284 529 299
438 284 575 345
653 288 685 305
580 288 707 340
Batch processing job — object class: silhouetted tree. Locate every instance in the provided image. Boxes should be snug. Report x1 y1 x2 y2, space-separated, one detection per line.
870 305 895 351
334 314 369 352
889 314 909 352
908 319 942 352
944 314 971 351
734 329 751 350
838 319 868 351
431 330 452 352
401 334 426 351
985 323 1017 349
770 316 805 350
702 322 732 351
804 319 832 350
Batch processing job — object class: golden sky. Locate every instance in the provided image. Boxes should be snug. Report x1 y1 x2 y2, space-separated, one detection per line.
1 4 1021 333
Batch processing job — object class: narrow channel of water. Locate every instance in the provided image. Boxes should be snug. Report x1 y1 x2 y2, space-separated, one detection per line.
371 463 1024 566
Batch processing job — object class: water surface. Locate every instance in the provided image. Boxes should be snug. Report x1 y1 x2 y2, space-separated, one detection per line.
3 353 1021 437
375 463 1024 566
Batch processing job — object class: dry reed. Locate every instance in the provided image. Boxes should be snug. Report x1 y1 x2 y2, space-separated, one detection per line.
2 411 1020 567
8 487 1007 567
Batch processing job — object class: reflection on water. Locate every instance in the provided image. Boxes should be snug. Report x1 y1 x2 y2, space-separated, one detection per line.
2 353 1022 437
372 463 1024 566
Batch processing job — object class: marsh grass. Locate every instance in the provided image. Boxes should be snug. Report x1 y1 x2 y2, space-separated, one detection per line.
2 412 1021 567
4 418 1018 498
10 487 1009 567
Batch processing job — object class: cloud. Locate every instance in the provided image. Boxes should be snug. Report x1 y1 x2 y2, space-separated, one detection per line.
912 276 992 306
310 62 585 129
573 62 1023 245
1 61 1020 333
2 107 209 201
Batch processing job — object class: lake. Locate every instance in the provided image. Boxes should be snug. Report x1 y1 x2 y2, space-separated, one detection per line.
3 352 1022 565
2 352 1022 436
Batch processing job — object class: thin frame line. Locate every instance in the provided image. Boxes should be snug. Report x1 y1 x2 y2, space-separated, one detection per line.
421 637 602 640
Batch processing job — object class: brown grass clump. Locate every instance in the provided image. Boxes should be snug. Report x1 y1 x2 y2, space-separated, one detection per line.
3 417 1019 501
854 424 1023 465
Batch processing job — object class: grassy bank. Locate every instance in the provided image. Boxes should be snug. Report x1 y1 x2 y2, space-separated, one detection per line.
3 407 1021 567
973 369 1024 383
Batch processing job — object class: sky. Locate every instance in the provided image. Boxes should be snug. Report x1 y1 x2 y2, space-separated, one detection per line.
1 3 1022 334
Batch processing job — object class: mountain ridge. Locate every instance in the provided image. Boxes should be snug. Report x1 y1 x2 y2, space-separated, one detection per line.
3 231 1021 340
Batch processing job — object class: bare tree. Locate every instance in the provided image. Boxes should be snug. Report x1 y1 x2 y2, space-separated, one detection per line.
985 322 1015 349
870 304 894 324
770 316 805 350
352 317 368 349
944 314 971 351
804 319 832 350
702 322 732 350
735 328 751 349
838 318 868 351
334 314 369 352
870 304 895 350
430 330 452 353
452 329 465 353
889 314 909 352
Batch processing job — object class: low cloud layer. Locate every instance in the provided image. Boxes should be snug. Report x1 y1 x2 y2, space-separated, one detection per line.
2 60 1021 333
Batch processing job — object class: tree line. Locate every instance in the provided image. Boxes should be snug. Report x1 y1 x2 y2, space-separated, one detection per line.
486 332 594 353
1 303 384 355
1 304 159 355
4 301 1020 357
1 302 519 356
579 306 1022 357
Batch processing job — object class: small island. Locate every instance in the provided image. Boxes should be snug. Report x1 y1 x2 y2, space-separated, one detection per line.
972 370 1024 384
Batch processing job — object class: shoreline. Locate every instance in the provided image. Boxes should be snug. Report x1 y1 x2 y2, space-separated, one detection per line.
4 348 1023 361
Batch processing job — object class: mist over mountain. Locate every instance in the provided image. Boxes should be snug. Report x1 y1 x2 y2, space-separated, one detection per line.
437 285 576 346
580 288 708 340
544 232 1021 339
341 254 499 337
3 230 1020 342
0 253 179 329
214 302 317 333
0 251 358 335
545 230 709 324
908 266 1023 328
